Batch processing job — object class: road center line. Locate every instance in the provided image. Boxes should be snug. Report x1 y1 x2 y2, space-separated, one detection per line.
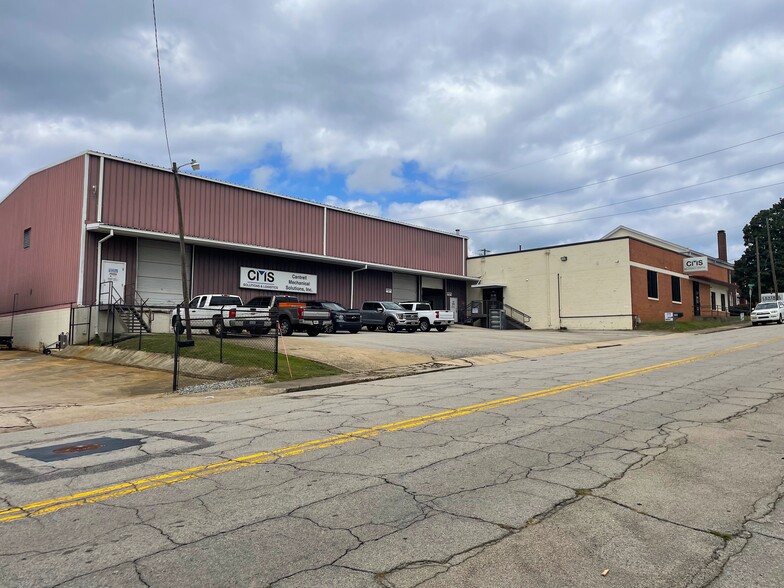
0 337 778 524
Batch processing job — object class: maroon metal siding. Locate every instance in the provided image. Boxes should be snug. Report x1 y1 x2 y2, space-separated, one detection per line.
85 154 102 223
353 270 393 305
81 234 138 305
188 246 400 309
326 209 464 274
101 160 324 254
0 156 85 314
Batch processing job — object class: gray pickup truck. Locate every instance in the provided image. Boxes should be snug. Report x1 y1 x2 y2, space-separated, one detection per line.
360 301 420 333
246 295 331 336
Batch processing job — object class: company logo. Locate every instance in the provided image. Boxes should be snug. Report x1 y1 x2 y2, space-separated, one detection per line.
683 256 708 273
246 269 275 283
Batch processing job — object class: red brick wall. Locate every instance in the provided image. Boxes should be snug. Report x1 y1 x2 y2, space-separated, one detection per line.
628 239 731 322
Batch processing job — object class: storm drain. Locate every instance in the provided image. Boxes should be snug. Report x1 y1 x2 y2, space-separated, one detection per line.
14 437 144 462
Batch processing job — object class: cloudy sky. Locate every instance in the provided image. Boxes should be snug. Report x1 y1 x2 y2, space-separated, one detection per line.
1 1 782 261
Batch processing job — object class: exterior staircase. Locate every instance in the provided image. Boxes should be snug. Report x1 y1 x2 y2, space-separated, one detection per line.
116 305 151 333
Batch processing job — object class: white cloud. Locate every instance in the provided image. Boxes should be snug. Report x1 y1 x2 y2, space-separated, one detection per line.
1 0 782 263
249 165 276 189
346 157 404 194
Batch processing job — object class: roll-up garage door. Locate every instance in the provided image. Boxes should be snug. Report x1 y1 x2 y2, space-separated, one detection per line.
392 273 417 302
136 239 192 306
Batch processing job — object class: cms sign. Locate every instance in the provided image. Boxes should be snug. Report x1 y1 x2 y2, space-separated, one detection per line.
683 256 708 273
245 268 275 283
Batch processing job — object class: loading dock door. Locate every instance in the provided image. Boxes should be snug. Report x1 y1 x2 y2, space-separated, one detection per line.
136 239 192 305
392 273 417 302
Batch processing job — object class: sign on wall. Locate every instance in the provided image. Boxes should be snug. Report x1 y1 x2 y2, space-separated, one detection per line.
240 267 317 294
683 256 708 273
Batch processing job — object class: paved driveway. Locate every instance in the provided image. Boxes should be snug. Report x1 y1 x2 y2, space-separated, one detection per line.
277 324 665 371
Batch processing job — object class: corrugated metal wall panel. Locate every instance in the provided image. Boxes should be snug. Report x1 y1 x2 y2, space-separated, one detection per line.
85 154 101 223
191 246 355 307
0 156 85 314
325 209 464 274
102 161 325 255
353 270 393 306
102 236 138 302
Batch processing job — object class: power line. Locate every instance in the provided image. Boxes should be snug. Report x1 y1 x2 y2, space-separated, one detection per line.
403 130 784 222
462 160 784 233
152 0 172 166
465 180 784 234
462 82 784 186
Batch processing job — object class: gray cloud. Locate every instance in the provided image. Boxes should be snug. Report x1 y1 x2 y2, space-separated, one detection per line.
1 0 782 263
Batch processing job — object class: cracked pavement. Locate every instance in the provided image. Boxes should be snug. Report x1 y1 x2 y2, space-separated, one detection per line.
0 326 783 586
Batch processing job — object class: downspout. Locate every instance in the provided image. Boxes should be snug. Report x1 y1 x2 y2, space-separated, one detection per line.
96 230 115 305
351 265 368 308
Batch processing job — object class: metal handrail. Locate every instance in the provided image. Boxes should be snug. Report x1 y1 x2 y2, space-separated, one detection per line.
503 303 531 325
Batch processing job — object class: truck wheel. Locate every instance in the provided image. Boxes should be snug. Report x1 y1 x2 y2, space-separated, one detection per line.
306 327 320 337
259 327 271 335
419 318 431 332
367 325 377 331
278 317 292 336
348 328 360 334
385 318 398 333
213 320 226 338
435 325 448 332
173 318 184 335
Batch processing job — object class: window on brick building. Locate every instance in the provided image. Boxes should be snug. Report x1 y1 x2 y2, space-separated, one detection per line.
647 270 658 299
711 291 717 310
721 293 726 311
671 276 681 303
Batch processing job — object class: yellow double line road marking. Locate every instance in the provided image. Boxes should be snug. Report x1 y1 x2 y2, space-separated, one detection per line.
0 338 776 524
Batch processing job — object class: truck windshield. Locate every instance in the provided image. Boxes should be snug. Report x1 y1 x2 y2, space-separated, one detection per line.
755 303 777 310
382 302 405 311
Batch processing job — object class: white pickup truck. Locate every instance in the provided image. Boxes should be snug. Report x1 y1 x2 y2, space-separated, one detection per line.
171 294 272 337
400 301 456 332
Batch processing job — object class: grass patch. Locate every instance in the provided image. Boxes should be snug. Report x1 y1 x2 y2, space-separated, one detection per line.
636 318 746 333
115 334 343 381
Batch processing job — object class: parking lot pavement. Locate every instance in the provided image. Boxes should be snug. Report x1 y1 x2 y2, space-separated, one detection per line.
277 324 666 371
0 326 684 433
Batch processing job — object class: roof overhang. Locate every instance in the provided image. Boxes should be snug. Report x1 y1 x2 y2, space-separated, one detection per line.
87 223 478 282
470 283 506 289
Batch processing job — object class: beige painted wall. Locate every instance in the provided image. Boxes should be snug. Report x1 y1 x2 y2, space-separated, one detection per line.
467 239 634 330
0 308 71 351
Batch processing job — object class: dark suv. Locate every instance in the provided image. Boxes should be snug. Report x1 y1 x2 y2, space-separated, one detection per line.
306 301 361 333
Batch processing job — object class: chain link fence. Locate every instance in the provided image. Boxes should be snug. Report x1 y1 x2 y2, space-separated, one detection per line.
173 310 279 391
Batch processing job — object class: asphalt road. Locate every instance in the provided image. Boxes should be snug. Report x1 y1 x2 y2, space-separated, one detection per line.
1 324 783 586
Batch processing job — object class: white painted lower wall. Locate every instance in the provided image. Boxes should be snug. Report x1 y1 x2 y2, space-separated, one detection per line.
0 308 71 351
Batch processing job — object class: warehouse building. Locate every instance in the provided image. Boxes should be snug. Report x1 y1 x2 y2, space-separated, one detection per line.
0 152 470 349
467 226 735 330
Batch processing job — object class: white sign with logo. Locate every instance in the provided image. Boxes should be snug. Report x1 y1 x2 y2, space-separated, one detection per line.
241 267 317 294
683 256 708 273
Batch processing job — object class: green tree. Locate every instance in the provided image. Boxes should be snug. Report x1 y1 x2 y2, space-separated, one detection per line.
733 197 784 304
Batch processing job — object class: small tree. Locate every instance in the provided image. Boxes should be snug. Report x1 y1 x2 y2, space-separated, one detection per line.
734 197 784 304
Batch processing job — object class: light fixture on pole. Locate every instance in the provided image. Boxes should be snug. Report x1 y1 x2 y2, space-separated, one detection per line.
172 159 200 340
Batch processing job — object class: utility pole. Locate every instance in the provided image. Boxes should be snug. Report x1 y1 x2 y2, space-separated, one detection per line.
172 159 200 340
766 218 779 298
479 248 491 256
755 237 762 305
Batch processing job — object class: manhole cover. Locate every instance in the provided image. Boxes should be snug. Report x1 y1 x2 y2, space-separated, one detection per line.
14 437 143 462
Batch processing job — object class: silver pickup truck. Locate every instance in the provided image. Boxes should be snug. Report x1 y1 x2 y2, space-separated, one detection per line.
171 294 272 337
360 301 420 333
